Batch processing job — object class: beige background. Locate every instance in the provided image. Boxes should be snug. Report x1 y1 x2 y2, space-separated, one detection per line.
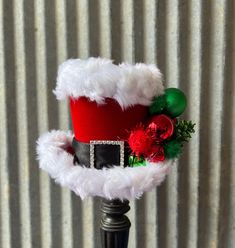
0 0 235 247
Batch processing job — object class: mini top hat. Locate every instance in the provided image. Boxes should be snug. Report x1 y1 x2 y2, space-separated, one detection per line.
37 57 194 200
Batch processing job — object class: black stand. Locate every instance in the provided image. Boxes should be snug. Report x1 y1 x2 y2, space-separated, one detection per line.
100 199 131 248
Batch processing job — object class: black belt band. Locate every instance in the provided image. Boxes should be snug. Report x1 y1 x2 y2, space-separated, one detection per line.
72 138 130 169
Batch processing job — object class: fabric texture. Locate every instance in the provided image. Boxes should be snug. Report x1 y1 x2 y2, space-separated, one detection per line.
54 57 164 109
70 97 149 142
37 130 175 200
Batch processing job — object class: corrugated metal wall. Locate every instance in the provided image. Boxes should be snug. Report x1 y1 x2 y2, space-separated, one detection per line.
0 0 234 247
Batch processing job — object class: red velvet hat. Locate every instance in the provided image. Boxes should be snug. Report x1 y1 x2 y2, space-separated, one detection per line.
69 97 148 143
37 57 194 200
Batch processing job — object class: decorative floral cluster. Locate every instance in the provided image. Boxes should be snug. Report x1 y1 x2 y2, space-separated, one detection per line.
128 88 195 166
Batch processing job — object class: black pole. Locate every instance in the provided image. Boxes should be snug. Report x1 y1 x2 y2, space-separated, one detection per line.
100 199 131 248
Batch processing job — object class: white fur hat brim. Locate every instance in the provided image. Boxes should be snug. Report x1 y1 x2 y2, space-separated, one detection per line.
36 130 175 200
53 57 164 109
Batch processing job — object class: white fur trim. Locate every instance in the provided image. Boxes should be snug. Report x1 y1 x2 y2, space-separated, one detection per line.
53 57 164 109
36 130 175 200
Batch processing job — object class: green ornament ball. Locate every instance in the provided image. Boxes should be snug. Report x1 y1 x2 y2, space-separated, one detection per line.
165 88 187 117
149 94 166 115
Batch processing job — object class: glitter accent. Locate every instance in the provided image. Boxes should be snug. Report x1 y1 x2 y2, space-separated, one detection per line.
90 140 125 168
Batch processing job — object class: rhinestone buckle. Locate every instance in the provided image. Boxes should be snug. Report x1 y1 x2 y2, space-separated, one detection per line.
89 140 125 168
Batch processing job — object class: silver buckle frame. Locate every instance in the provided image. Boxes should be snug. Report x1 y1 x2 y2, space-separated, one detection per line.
89 140 125 168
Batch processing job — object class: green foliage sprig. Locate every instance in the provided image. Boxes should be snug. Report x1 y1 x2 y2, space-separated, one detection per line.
164 140 182 159
175 120 196 142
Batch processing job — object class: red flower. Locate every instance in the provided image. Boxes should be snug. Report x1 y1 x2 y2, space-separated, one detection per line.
128 127 153 157
149 145 165 162
147 114 174 142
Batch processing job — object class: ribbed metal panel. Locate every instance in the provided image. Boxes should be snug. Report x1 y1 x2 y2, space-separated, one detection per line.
0 0 234 247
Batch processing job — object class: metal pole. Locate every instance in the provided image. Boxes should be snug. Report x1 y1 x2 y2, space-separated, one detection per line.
100 199 131 248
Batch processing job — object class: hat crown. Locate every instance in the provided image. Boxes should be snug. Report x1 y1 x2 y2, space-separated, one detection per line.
70 97 148 143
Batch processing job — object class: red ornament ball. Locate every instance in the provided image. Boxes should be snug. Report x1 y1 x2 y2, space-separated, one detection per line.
149 145 165 162
128 127 153 157
147 114 174 142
